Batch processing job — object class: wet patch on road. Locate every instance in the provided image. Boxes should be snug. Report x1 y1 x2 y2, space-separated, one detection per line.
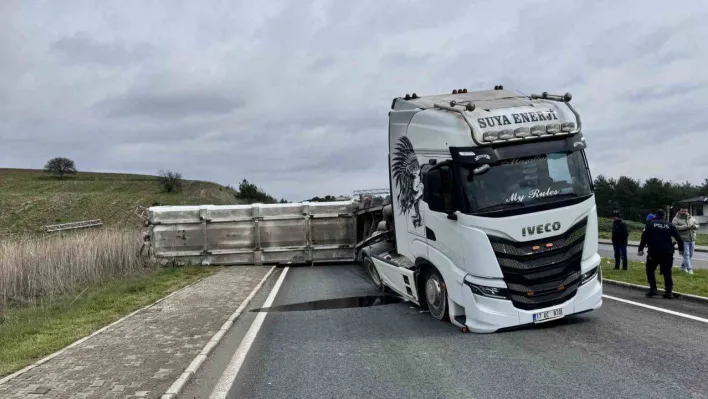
250 295 406 312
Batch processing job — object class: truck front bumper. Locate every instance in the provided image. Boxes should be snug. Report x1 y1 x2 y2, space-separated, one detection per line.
460 256 603 333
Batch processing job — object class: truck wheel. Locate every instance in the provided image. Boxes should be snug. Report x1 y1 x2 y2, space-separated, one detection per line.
363 255 386 292
424 269 449 321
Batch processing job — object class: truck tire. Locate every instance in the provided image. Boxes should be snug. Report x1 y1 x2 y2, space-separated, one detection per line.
362 255 387 292
424 269 449 321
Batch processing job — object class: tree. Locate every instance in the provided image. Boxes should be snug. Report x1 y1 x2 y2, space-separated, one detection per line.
234 179 279 204
43 157 77 179
592 174 616 216
157 170 184 193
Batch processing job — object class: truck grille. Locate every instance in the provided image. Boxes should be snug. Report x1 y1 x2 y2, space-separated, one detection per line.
488 218 587 311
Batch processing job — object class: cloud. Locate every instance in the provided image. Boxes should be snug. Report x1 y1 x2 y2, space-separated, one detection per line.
1 0 708 202
52 32 154 65
99 91 246 119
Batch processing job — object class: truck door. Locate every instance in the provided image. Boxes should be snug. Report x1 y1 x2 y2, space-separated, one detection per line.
422 161 464 267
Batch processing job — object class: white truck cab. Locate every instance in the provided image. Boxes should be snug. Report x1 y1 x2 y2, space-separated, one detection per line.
358 86 602 333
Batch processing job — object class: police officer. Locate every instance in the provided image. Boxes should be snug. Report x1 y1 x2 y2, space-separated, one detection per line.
638 209 684 299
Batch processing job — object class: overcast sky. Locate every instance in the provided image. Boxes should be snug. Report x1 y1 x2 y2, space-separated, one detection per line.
1 0 707 201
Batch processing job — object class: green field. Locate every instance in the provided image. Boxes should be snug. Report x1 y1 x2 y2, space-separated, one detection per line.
601 258 708 297
0 168 240 238
598 217 708 246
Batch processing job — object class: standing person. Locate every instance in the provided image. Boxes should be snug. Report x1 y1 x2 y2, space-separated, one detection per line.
645 213 658 274
638 209 684 299
611 210 629 270
672 207 700 275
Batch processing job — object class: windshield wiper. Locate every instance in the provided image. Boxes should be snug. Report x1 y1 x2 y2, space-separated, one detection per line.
474 200 525 213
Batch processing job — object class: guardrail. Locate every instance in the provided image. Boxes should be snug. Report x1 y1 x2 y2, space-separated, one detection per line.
44 219 104 233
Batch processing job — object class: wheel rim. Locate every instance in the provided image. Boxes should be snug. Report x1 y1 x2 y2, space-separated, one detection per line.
364 258 381 287
425 274 446 319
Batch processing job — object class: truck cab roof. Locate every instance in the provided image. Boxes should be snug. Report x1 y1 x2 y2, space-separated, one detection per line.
390 87 582 150
394 89 526 111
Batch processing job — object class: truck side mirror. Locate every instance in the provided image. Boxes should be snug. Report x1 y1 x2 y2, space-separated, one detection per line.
424 164 455 216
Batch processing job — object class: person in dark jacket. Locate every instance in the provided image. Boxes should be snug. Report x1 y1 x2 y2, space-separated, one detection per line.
611 210 629 270
638 209 684 299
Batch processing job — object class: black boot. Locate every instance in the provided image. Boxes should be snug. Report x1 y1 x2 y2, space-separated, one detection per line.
663 292 674 299
646 291 660 298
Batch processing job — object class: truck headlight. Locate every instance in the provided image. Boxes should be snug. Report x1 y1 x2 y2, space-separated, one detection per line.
581 267 599 285
464 281 510 300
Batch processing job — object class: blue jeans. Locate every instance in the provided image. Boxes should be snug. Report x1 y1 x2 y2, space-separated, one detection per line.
681 241 695 271
613 243 628 269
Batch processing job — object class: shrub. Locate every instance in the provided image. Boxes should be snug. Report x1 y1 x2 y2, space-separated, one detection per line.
157 170 184 193
598 217 646 232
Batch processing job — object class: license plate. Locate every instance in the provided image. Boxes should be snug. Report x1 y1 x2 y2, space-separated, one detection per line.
533 308 563 323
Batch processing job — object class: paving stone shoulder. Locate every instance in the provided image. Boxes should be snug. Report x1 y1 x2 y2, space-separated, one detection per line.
0 266 272 399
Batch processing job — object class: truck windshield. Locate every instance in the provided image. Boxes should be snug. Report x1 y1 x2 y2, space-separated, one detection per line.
459 151 593 213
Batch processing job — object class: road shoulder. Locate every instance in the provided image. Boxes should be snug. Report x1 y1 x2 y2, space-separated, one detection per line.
0 266 272 399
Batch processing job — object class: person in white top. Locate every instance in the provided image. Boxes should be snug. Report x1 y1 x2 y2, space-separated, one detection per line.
672 208 700 275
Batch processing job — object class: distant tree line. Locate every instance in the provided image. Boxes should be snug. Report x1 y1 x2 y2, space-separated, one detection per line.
594 175 708 222
306 195 351 202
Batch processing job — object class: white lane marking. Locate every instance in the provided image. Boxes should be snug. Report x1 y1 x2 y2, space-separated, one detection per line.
209 267 289 399
161 266 277 399
603 294 708 324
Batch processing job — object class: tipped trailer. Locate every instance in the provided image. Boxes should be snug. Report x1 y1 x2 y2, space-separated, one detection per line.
146 86 602 333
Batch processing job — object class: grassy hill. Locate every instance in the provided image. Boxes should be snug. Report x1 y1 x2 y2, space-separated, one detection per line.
0 168 240 238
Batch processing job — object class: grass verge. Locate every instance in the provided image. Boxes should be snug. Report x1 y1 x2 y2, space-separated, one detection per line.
0 266 219 377
601 258 708 297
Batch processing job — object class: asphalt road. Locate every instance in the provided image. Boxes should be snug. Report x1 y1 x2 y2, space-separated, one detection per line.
598 243 708 269
182 263 708 399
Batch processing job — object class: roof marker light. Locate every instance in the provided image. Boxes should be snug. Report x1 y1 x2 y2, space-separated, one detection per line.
452 89 458 94
530 125 545 136
498 129 514 140
561 122 576 132
546 123 561 134
465 103 475 112
483 132 498 142
514 127 530 138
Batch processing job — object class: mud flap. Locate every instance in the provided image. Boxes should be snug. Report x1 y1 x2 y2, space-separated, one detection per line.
370 257 418 302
